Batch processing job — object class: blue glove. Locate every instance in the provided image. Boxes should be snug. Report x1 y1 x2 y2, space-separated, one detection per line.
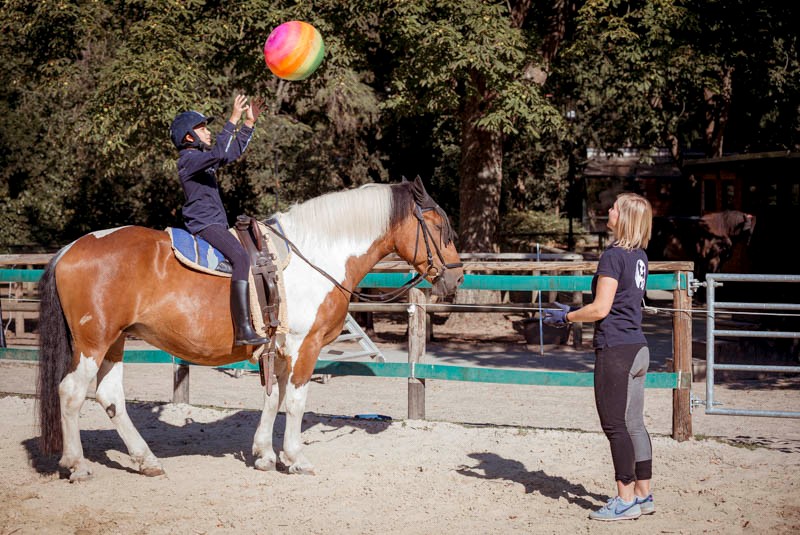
543 302 574 328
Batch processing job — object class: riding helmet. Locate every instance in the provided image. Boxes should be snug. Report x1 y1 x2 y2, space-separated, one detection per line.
169 110 215 150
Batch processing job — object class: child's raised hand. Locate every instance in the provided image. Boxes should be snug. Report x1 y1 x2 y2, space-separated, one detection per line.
230 94 248 124
245 96 265 126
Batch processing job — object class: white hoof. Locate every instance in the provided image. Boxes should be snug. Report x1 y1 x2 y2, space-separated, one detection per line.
255 457 278 471
136 454 165 477
253 445 277 471
60 456 93 482
280 451 315 475
67 461 94 483
141 465 165 477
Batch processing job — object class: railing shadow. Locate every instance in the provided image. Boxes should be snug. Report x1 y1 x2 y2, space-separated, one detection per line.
456 452 608 511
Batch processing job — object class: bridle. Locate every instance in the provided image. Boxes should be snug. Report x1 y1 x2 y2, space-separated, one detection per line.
263 202 462 303
412 204 463 281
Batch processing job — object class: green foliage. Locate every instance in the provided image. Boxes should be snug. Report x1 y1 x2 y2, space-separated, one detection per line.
0 0 797 252
0 0 386 249
381 0 562 137
553 0 800 155
503 209 571 235
556 0 705 152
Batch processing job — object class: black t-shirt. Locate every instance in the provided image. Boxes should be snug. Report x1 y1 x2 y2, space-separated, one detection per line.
592 244 648 348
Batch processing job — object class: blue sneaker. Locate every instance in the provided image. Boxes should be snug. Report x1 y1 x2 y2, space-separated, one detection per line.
636 494 655 515
589 496 642 521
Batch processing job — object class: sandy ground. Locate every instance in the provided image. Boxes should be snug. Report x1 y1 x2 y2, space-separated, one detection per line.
1 312 799 534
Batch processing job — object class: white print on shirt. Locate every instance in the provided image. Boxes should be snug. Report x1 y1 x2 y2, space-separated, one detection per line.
635 259 646 290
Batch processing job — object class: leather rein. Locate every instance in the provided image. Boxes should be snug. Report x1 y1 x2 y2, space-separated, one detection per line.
263 204 462 303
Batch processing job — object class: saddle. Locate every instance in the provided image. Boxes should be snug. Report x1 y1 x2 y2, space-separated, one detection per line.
233 215 282 339
165 216 291 394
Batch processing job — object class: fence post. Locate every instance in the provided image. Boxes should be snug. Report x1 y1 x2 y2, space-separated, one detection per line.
0 297 5 348
408 288 426 419
672 270 693 441
571 269 583 348
173 362 190 404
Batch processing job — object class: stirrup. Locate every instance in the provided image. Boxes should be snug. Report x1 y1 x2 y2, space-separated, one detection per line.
234 333 270 346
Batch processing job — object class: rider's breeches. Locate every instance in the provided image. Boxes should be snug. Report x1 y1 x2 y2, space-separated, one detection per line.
197 224 250 282
594 343 653 485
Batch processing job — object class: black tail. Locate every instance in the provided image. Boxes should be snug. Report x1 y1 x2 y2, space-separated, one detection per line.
36 255 72 455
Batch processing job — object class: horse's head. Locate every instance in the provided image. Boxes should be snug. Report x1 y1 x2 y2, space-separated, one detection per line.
393 176 464 297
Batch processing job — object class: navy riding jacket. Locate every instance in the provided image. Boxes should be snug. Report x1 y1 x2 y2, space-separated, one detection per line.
177 121 254 234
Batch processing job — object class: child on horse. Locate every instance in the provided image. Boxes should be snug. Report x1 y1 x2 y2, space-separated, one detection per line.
169 94 268 347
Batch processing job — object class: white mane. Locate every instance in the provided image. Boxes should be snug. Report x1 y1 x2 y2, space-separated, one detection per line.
278 184 393 257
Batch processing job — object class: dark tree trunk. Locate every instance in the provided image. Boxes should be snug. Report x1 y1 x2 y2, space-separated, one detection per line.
705 65 734 158
447 74 503 329
458 87 503 253
447 1 573 329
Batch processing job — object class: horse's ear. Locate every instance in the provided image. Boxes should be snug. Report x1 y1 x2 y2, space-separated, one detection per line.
411 175 428 203
401 175 409 183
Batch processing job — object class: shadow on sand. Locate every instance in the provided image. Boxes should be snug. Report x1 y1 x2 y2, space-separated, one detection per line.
22 401 392 477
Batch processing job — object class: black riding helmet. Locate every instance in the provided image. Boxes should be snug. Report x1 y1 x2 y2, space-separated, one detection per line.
169 110 215 150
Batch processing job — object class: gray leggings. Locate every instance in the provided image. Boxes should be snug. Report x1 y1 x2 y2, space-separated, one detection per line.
594 343 652 485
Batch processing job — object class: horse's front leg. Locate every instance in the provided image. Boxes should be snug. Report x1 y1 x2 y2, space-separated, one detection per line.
279 377 315 475
252 356 288 471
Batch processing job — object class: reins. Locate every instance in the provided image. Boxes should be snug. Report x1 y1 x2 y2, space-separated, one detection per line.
262 202 459 302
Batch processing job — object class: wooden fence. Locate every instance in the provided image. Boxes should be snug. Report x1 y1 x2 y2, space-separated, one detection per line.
0 253 694 440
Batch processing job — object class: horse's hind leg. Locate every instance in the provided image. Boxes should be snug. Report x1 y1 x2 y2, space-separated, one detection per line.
95 335 164 477
252 357 289 471
58 351 101 482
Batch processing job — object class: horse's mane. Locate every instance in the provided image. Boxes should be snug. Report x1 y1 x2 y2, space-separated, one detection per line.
279 181 455 250
280 184 400 247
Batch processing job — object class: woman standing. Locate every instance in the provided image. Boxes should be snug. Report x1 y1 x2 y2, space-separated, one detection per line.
544 192 654 521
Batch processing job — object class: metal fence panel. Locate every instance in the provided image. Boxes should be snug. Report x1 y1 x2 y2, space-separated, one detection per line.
705 273 800 418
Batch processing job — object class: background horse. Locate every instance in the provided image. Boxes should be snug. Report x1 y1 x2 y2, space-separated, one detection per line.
37 177 463 481
647 210 756 280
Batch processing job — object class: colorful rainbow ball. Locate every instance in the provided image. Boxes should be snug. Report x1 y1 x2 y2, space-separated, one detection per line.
263 21 325 81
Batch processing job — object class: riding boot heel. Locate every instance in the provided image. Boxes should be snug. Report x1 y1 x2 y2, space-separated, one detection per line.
230 280 269 346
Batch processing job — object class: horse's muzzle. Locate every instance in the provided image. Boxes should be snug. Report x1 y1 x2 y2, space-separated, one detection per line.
431 269 464 297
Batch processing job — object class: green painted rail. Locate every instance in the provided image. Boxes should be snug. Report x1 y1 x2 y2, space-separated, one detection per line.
0 268 687 391
1 269 687 290
0 348 683 389
360 272 686 291
0 269 45 283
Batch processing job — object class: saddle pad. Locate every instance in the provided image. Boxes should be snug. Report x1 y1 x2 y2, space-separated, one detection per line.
166 227 230 276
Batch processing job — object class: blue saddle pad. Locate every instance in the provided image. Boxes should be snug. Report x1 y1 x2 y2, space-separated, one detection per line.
167 227 228 272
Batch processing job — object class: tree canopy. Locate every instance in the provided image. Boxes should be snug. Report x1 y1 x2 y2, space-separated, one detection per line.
1 0 797 251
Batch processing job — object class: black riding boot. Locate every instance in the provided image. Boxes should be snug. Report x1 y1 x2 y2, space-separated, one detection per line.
230 280 269 346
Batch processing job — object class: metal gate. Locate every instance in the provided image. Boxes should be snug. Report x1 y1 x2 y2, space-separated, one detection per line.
704 273 800 417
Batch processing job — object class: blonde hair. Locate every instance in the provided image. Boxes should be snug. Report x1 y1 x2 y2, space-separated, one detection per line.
613 192 653 250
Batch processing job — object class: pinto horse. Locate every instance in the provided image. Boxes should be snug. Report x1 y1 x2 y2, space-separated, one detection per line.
37 177 463 481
